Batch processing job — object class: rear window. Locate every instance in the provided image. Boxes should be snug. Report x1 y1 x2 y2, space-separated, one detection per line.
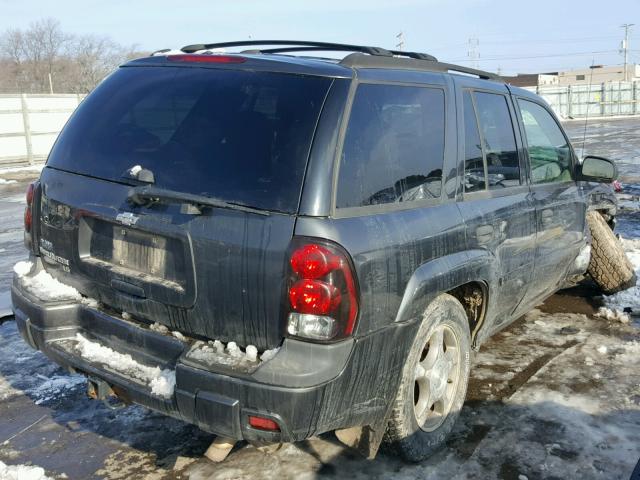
47 66 332 213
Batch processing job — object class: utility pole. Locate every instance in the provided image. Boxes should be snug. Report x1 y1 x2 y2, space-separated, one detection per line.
467 37 480 69
396 32 405 51
621 24 634 81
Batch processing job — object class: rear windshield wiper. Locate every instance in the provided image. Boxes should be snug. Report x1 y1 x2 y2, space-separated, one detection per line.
127 186 270 216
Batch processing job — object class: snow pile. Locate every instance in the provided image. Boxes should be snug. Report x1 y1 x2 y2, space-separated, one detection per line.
13 261 33 277
0 178 17 185
150 322 169 334
595 307 630 324
0 461 52 480
187 339 279 368
172 331 186 341
260 347 279 362
14 262 81 302
73 333 175 398
602 237 640 316
81 297 99 309
0 164 44 174
14 262 99 308
149 322 187 341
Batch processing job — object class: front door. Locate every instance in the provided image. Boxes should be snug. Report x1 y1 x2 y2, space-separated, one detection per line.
514 97 586 307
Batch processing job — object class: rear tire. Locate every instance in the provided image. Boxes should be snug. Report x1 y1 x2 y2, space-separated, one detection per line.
587 211 636 294
385 294 471 462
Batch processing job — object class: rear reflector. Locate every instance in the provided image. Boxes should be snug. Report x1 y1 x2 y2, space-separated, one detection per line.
167 54 246 64
248 415 280 431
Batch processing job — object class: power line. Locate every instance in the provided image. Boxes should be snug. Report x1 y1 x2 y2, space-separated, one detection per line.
621 23 635 81
449 49 618 62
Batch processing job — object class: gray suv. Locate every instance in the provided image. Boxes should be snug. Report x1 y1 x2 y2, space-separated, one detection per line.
11 40 629 462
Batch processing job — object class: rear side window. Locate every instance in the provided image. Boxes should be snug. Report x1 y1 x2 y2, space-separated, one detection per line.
473 92 520 189
518 99 572 184
47 67 332 213
336 84 445 209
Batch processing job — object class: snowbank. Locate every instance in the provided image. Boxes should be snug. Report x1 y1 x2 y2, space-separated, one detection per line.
0 164 44 174
74 334 175 398
603 237 640 315
0 461 52 480
0 178 17 185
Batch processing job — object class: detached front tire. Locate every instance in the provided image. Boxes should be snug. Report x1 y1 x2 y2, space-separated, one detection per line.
386 294 471 462
587 210 636 294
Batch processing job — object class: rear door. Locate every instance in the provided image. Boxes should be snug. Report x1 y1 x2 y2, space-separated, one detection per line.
37 63 336 350
512 96 585 305
453 77 536 336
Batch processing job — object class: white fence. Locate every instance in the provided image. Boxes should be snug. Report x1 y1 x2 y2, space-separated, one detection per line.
526 81 640 119
0 94 84 168
1 85 639 168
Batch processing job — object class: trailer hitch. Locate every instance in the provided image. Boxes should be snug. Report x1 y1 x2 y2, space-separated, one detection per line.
87 377 127 410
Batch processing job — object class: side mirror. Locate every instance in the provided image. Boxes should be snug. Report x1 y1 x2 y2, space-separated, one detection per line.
576 156 617 182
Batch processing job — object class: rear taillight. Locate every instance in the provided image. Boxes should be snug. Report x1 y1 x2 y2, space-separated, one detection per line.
286 239 359 342
24 181 39 252
24 182 35 232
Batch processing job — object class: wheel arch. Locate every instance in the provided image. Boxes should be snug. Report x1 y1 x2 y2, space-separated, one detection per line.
394 250 496 344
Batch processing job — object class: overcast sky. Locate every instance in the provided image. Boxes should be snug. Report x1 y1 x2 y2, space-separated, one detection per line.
0 0 638 75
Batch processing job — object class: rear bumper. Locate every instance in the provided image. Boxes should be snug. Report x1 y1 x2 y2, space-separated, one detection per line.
11 263 417 442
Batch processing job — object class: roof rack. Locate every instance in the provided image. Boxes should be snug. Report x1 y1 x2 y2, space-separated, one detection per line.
178 40 500 81
180 40 437 61
339 54 501 81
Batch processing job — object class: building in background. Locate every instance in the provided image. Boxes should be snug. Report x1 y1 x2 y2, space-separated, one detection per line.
557 64 640 86
502 73 559 87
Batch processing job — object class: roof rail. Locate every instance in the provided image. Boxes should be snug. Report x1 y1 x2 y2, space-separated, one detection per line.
177 40 502 80
436 62 502 81
180 40 437 61
339 54 500 81
181 40 394 56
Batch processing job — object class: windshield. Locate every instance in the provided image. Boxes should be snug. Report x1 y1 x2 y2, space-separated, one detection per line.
47 66 332 213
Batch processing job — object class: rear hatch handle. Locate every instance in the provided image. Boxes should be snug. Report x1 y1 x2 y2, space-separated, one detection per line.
127 186 270 216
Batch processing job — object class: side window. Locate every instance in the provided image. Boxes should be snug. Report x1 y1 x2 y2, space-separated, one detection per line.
336 84 445 208
518 100 572 184
473 92 521 189
463 90 485 192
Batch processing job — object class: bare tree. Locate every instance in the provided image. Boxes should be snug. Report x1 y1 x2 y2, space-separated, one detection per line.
0 18 144 94
67 35 138 93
